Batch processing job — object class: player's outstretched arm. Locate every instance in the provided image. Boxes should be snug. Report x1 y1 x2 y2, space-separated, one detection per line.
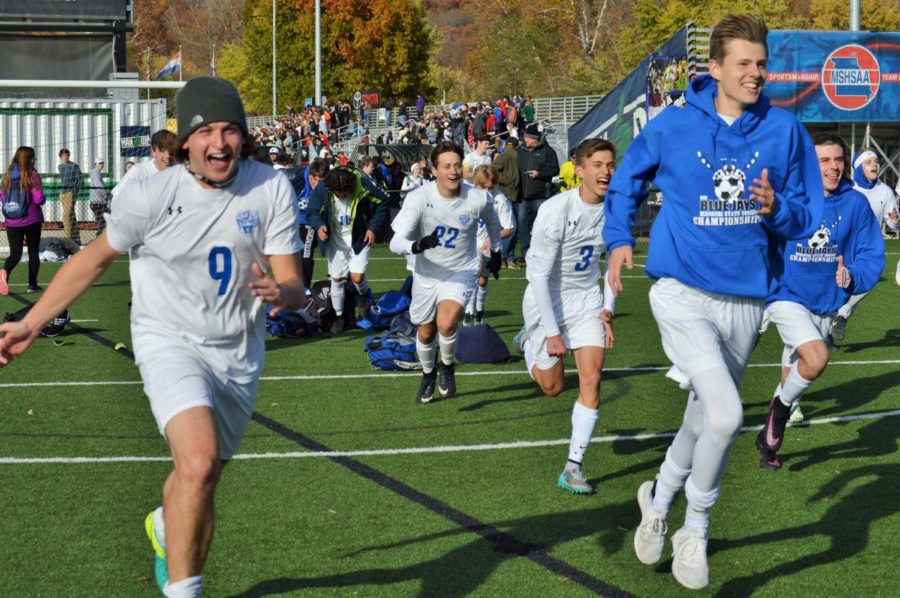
606 246 633 297
0 231 119 366
252 256 304 317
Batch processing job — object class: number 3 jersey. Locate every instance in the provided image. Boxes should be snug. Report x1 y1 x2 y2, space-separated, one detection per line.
392 181 500 285
526 188 608 293
105 161 301 381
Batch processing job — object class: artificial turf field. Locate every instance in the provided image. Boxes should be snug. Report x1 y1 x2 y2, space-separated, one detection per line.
1 241 899 597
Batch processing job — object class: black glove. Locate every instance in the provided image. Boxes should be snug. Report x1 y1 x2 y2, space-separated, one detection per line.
411 230 440 254
488 250 502 280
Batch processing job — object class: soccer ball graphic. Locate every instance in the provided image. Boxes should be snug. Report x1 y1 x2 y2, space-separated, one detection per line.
712 165 746 202
808 225 831 249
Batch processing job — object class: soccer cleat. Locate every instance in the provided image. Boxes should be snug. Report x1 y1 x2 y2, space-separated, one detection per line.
789 404 805 424
513 324 528 355
26 285 43 294
462 312 473 327
755 436 782 469
416 370 437 404
634 480 667 564
831 315 847 341
671 527 709 590
145 510 168 591
357 290 373 319
475 310 484 324
757 396 790 453
557 464 594 494
508 260 520 270
0 269 7 296
438 362 457 398
329 316 345 334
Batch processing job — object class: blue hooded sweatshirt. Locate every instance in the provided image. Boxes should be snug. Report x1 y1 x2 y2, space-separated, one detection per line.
604 74 823 299
296 165 315 226
768 177 884 314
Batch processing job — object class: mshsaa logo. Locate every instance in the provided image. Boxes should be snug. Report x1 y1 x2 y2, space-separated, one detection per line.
236 210 260 235
808 225 831 249
822 44 880 111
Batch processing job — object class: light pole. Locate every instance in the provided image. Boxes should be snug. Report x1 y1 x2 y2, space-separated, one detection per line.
272 0 277 119
315 0 321 106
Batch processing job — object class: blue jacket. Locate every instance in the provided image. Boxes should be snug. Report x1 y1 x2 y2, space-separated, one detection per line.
295 166 315 226
604 74 823 299
768 178 884 313
307 168 390 256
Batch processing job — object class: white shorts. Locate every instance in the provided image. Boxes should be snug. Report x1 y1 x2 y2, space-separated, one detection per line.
137 336 258 460
328 243 370 279
649 277 764 389
764 300 833 368
522 285 606 370
409 271 477 325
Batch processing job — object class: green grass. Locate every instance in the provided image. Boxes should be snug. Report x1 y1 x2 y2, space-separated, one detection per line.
1 241 899 596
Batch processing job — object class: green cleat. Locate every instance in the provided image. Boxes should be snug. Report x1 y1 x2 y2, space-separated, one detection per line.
789 405 805 424
145 510 168 592
557 465 595 494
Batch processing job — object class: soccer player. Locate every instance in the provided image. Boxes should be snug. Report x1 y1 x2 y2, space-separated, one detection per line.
464 164 515 325
462 134 492 181
756 134 884 467
0 77 305 598
512 138 616 495
390 142 502 403
307 165 390 333
111 129 178 199
829 149 899 341
604 15 822 590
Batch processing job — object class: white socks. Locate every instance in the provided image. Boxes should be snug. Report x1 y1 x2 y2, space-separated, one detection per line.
778 362 812 407
523 339 536 379
330 280 345 315
416 334 437 373
164 576 202 598
438 331 458 365
567 401 598 464
475 284 488 312
353 277 368 296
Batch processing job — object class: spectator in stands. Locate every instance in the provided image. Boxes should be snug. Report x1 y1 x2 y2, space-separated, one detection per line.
401 163 426 198
57 147 83 245
516 122 560 261
1 146 46 295
268 147 286 170
89 157 111 236
523 97 536 125
416 94 426 118
397 101 409 126
494 137 520 268
385 96 395 126
112 129 178 200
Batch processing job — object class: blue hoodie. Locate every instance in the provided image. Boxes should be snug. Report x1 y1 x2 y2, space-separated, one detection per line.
604 74 823 299
296 166 315 226
768 177 884 313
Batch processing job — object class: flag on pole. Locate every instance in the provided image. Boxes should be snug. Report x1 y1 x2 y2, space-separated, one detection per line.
155 50 182 80
210 45 216 77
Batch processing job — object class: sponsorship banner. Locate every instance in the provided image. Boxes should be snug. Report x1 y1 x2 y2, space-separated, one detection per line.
765 31 900 122
647 56 690 119
352 89 381 110
120 126 151 158
0 1 128 20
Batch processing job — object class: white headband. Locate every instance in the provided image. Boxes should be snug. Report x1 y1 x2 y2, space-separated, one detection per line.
854 150 877 170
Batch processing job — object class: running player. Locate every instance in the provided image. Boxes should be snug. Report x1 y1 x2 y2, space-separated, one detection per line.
464 164 515 325
0 77 305 598
604 15 822 590
512 138 617 495
111 129 179 199
307 165 390 332
756 133 884 468
829 149 899 341
390 141 502 403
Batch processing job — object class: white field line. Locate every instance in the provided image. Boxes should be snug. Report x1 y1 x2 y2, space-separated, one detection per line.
2 408 898 465
2 359 900 389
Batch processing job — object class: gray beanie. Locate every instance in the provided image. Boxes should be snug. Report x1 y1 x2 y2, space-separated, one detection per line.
177 77 248 143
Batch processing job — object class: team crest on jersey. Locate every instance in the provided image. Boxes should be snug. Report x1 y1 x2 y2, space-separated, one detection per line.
458 213 472 227
236 210 260 235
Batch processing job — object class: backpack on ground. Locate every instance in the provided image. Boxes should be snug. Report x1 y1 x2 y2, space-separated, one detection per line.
456 322 511 364
264 303 317 339
2 179 29 219
356 276 413 331
309 279 359 331
364 312 421 370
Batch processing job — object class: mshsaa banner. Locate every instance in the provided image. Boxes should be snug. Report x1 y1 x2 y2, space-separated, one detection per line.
765 30 900 122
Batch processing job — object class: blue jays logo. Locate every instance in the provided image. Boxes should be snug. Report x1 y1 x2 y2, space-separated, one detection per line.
236 210 260 235
458 213 471 227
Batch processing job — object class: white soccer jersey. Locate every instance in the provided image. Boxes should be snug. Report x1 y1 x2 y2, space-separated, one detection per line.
106 161 302 381
526 188 607 291
476 190 515 253
854 181 900 231
330 195 354 253
392 181 500 285
111 159 163 200
463 152 492 175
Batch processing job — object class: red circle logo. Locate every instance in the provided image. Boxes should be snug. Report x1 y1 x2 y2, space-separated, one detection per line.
821 44 881 110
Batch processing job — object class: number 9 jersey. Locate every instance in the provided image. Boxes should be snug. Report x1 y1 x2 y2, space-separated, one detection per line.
105 161 302 381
